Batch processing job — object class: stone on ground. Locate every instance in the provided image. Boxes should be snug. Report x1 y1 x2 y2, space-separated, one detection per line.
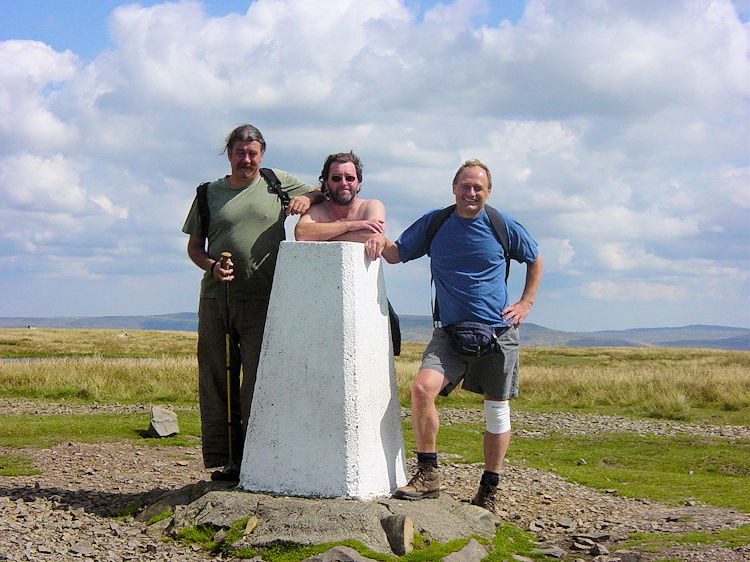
147 405 179 438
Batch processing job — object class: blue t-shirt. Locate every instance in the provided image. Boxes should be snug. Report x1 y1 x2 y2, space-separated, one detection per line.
396 207 539 327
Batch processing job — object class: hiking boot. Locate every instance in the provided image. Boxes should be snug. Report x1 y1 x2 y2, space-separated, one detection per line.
470 483 498 512
392 462 440 500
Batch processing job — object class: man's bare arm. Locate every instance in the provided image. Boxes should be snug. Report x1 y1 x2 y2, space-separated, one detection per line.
501 255 543 327
187 235 234 282
295 216 385 241
286 189 325 216
380 238 402 264
187 235 213 272
295 199 385 242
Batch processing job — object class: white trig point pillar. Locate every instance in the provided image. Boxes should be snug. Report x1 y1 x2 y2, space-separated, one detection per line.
238 241 407 499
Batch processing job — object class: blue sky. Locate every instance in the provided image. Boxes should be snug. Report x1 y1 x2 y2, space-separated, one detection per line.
1 0 528 59
0 0 748 331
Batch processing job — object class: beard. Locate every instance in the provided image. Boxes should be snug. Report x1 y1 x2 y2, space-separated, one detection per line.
328 187 357 206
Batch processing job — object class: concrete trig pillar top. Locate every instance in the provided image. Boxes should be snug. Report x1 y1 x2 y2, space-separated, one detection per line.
238 241 407 499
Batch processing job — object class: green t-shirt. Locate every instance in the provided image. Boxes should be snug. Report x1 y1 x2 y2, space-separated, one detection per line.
182 170 314 300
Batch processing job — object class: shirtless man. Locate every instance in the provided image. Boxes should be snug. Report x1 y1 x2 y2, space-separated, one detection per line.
294 152 386 260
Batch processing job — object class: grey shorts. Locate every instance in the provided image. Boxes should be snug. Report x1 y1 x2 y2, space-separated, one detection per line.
420 326 520 400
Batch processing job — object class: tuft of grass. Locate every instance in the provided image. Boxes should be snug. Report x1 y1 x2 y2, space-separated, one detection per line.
177 524 221 552
174 521 541 561
146 510 173 526
485 523 542 560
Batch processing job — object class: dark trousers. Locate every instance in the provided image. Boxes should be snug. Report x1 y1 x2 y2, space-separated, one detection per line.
197 296 269 468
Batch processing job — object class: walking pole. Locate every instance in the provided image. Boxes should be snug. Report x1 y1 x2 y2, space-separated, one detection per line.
220 251 233 468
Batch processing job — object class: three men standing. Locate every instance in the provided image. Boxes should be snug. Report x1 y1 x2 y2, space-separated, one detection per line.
182 124 322 481
183 132 543 511
381 159 543 510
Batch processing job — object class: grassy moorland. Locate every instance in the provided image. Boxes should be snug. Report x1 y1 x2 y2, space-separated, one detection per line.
397 342 750 426
2 329 748 425
0 328 748 559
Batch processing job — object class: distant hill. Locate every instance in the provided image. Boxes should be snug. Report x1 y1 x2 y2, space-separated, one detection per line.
401 316 749 349
0 313 198 332
1 314 748 350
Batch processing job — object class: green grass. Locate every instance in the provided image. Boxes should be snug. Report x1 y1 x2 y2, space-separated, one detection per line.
175 525 547 561
0 410 201 449
402 422 750 512
146 510 174 526
486 522 543 561
0 328 197 358
396 344 750 426
0 356 198 405
5 410 746 514
3 330 748 425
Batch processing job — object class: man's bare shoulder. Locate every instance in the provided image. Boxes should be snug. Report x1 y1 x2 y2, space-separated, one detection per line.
302 201 333 222
356 198 385 219
302 198 385 222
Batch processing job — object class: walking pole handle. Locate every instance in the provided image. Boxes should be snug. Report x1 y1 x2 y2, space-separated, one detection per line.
220 251 232 269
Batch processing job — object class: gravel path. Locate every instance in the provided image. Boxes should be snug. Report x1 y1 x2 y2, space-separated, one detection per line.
0 400 747 561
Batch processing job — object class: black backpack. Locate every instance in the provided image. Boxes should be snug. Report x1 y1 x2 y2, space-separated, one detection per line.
424 204 510 323
195 168 290 239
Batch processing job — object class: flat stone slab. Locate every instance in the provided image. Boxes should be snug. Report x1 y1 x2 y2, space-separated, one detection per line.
161 487 495 556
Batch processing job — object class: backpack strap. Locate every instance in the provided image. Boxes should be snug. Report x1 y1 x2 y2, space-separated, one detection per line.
484 204 510 283
425 204 456 257
387 299 401 356
425 205 456 323
196 182 211 239
195 170 289 239
425 203 511 324
259 168 290 210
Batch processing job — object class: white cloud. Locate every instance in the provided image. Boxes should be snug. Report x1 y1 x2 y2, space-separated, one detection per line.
538 238 574 272
0 40 78 151
89 195 128 219
0 0 746 330
0 153 87 212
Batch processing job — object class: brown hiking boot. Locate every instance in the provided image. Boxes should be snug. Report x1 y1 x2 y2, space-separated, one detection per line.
470 483 499 512
393 462 440 500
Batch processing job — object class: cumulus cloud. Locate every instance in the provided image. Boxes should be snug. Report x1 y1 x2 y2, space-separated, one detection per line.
0 153 87 212
0 0 746 329
539 238 574 272
0 40 78 151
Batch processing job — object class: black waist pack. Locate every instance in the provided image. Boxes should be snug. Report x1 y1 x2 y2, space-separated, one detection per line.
443 322 498 357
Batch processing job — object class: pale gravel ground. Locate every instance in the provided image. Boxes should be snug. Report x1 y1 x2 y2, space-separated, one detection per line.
0 399 748 561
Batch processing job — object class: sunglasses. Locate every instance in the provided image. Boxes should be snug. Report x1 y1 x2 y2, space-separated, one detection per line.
330 175 357 183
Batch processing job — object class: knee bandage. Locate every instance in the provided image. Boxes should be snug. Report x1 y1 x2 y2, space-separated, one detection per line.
484 400 511 434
